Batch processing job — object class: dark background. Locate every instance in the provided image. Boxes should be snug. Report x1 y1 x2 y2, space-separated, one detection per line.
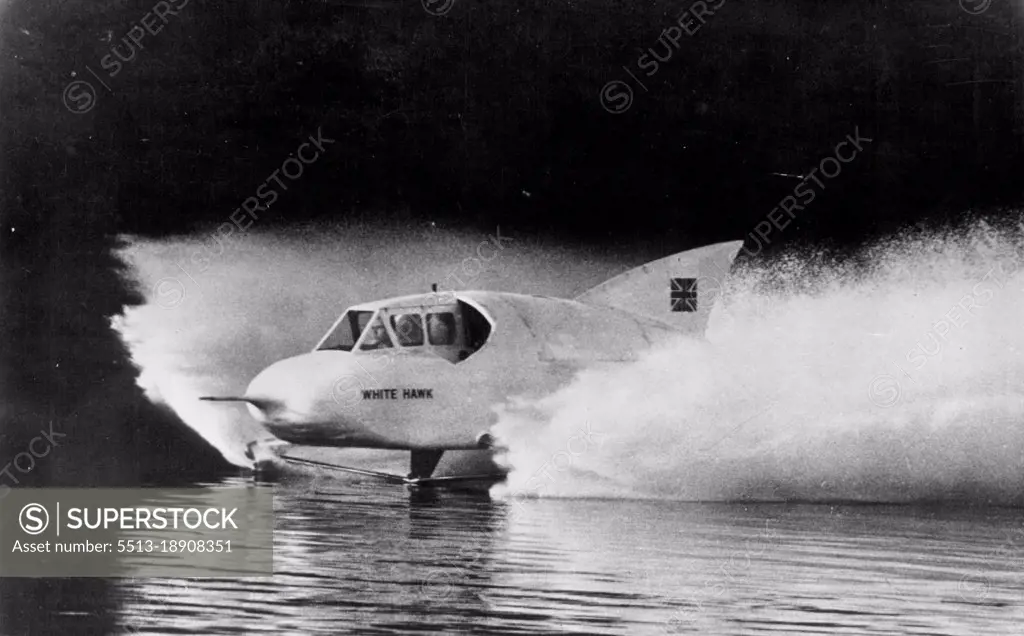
0 0 1022 632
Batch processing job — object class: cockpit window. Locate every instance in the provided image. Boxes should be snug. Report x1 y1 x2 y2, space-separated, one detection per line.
427 313 456 345
359 316 393 350
390 313 424 346
317 310 373 351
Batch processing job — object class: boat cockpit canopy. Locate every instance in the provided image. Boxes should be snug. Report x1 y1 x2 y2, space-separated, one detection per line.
314 298 492 363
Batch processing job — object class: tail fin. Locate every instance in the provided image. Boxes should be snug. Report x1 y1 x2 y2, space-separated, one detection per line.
574 240 743 335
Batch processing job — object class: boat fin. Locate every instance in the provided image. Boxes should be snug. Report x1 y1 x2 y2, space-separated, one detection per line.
574 240 743 336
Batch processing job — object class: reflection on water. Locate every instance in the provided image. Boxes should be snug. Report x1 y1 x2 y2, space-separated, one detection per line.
115 477 1024 635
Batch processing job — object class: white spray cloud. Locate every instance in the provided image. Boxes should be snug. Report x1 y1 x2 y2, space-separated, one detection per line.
493 219 1024 504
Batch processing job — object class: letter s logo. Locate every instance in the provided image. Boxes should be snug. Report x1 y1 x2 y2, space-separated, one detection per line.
599 80 633 115
19 503 49 535
62 81 96 115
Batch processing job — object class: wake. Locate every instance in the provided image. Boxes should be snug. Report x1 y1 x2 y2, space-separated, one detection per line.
492 219 1024 504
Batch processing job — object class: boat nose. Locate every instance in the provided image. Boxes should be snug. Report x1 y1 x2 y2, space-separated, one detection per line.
243 350 386 444
245 352 345 425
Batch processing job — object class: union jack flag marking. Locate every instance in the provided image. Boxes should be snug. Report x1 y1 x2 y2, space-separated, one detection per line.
670 278 697 312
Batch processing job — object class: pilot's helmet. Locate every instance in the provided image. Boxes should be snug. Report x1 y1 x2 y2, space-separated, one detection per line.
395 315 423 344
363 322 387 346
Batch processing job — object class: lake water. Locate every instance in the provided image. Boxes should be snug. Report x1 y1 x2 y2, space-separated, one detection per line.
114 476 1024 635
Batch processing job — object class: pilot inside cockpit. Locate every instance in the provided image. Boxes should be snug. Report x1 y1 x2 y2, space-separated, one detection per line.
359 318 393 350
392 314 424 346
427 313 455 345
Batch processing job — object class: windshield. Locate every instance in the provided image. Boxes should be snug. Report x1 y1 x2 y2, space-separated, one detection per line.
316 310 374 351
